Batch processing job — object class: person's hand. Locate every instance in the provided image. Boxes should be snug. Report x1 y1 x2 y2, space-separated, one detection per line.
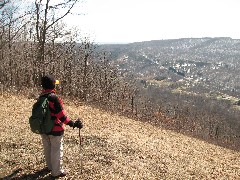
74 118 83 129
67 120 74 127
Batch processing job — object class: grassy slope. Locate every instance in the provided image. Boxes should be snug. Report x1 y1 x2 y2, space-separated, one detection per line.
0 94 239 179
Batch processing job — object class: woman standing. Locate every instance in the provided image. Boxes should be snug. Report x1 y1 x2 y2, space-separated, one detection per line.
40 75 83 178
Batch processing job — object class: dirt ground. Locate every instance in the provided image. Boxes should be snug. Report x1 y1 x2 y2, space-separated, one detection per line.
0 94 239 179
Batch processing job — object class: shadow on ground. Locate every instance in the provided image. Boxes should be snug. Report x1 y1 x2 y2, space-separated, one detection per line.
2 168 53 180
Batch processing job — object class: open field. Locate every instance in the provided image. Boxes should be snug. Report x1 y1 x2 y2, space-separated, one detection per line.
0 94 239 179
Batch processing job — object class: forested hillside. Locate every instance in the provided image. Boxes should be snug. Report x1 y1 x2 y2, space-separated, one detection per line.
98 37 240 97
96 37 240 149
0 94 239 179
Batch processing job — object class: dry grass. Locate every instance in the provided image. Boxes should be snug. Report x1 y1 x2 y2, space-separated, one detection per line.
0 94 240 179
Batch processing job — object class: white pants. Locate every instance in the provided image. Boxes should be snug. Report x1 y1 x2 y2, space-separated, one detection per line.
41 134 64 176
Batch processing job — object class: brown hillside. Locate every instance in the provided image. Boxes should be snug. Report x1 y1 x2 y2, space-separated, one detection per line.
0 94 239 179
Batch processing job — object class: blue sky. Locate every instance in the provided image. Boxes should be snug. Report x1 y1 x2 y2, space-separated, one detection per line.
65 0 240 43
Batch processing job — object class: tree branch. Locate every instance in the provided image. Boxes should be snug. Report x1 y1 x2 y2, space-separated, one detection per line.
35 0 41 43
0 0 9 10
46 0 78 31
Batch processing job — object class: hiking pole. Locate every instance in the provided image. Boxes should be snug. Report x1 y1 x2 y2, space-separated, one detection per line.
75 118 83 174
79 128 83 174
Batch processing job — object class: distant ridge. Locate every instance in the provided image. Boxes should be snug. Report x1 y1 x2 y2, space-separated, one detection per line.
97 37 237 45
96 36 240 97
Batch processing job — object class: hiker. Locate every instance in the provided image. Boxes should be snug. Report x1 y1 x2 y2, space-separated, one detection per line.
40 75 83 178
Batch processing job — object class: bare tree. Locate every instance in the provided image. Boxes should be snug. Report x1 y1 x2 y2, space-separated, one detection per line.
0 0 32 88
34 0 80 76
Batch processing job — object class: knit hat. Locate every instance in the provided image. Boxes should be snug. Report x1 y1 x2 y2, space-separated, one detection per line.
41 75 56 90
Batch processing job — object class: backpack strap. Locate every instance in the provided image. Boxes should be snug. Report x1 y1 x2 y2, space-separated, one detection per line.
40 92 54 100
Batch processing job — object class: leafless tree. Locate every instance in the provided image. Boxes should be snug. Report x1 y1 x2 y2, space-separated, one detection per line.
34 0 80 77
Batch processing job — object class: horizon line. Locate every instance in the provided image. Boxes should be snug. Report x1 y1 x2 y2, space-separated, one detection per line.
95 36 237 45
